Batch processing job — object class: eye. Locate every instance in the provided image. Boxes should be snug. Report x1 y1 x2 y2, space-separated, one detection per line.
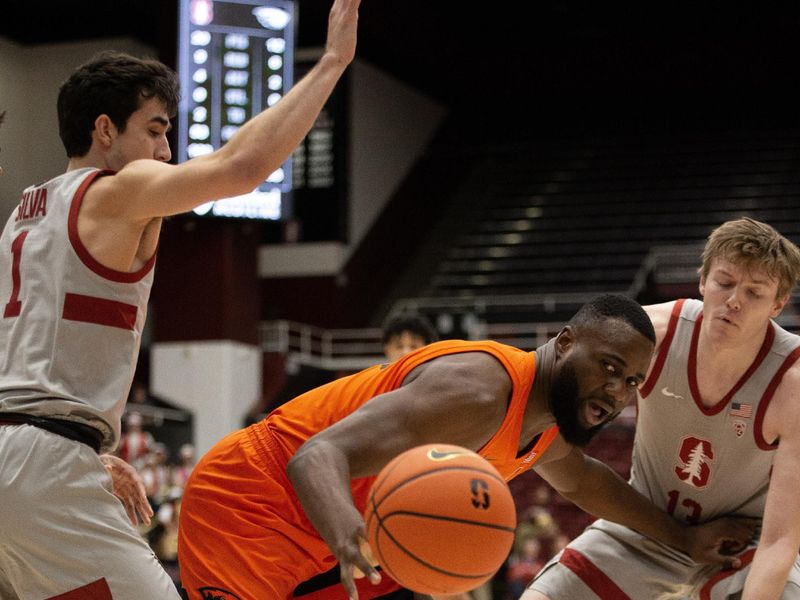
748 289 762 299
626 377 641 388
603 361 616 375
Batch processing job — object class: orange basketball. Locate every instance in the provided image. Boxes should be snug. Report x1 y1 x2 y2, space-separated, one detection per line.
364 444 516 595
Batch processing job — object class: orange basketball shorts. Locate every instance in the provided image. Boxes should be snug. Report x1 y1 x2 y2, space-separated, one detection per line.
177 426 336 600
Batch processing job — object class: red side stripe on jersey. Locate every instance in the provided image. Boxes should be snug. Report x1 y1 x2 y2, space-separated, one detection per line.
559 548 632 599
640 299 685 398
754 345 800 450
62 293 137 330
46 578 112 600
699 548 756 600
67 169 157 283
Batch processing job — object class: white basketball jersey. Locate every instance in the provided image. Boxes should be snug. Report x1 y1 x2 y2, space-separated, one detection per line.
630 298 800 523
0 168 155 452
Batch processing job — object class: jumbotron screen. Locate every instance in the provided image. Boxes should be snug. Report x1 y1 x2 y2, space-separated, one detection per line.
177 0 295 219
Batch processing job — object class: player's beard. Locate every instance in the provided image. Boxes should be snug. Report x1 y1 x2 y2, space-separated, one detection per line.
549 360 604 447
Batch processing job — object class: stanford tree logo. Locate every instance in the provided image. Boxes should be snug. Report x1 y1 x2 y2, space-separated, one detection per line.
674 436 714 488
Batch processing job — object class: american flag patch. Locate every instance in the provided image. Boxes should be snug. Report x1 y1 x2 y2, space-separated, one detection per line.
730 402 753 419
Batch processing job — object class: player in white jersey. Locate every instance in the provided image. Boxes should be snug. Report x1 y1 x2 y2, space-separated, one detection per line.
0 1 361 597
525 217 800 600
2 106 156 575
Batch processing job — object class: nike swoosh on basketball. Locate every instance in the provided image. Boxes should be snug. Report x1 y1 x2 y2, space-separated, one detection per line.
661 387 684 400
428 448 472 461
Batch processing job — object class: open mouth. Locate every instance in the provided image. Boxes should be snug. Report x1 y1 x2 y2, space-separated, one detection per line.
585 400 611 426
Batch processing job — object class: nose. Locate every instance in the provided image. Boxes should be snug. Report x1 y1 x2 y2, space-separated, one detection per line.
156 138 172 163
604 379 630 407
726 289 741 311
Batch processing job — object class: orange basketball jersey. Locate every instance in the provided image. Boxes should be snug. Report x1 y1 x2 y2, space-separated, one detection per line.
257 339 558 514
179 340 559 600
253 340 558 528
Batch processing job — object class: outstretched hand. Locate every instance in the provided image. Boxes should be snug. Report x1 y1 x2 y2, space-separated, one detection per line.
324 0 361 68
683 516 759 569
100 453 154 527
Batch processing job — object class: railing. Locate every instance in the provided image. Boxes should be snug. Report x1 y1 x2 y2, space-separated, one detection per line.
260 277 800 368
389 291 593 318
628 243 705 298
260 320 386 370
259 317 566 369
122 403 192 425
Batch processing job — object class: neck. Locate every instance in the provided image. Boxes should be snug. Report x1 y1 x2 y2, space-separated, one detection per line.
697 320 767 374
523 340 558 435
67 149 110 173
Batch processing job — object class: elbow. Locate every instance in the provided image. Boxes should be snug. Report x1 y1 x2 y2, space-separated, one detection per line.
236 166 269 196
286 440 314 484
555 485 583 505
551 466 599 507
286 437 334 485
218 151 273 196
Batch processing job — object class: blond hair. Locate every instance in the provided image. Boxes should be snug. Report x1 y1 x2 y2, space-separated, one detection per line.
702 217 800 299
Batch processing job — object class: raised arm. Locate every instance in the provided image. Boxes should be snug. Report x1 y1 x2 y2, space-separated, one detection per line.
286 352 512 599
742 366 800 600
534 439 756 567
97 0 361 221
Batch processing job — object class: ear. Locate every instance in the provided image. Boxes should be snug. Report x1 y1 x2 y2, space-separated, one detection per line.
94 114 116 148
555 325 575 358
770 293 790 319
698 274 706 297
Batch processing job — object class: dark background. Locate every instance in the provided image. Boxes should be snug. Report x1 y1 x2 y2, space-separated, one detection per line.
4 1 800 336
3 1 799 134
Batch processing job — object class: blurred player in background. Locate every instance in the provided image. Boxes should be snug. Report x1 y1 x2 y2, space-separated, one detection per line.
382 313 439 362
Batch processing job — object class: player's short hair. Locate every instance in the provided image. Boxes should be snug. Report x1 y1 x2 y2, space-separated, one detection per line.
568 293 655 345
701 217 800 299
57 51 180 157
382 314 439 345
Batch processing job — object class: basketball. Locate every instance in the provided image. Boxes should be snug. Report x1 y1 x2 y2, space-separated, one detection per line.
364 444 516 595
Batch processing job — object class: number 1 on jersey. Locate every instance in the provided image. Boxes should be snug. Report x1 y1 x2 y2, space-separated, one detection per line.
4 230 29 318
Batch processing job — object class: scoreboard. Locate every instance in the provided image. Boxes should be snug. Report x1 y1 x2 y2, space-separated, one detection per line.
177 0 295 220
